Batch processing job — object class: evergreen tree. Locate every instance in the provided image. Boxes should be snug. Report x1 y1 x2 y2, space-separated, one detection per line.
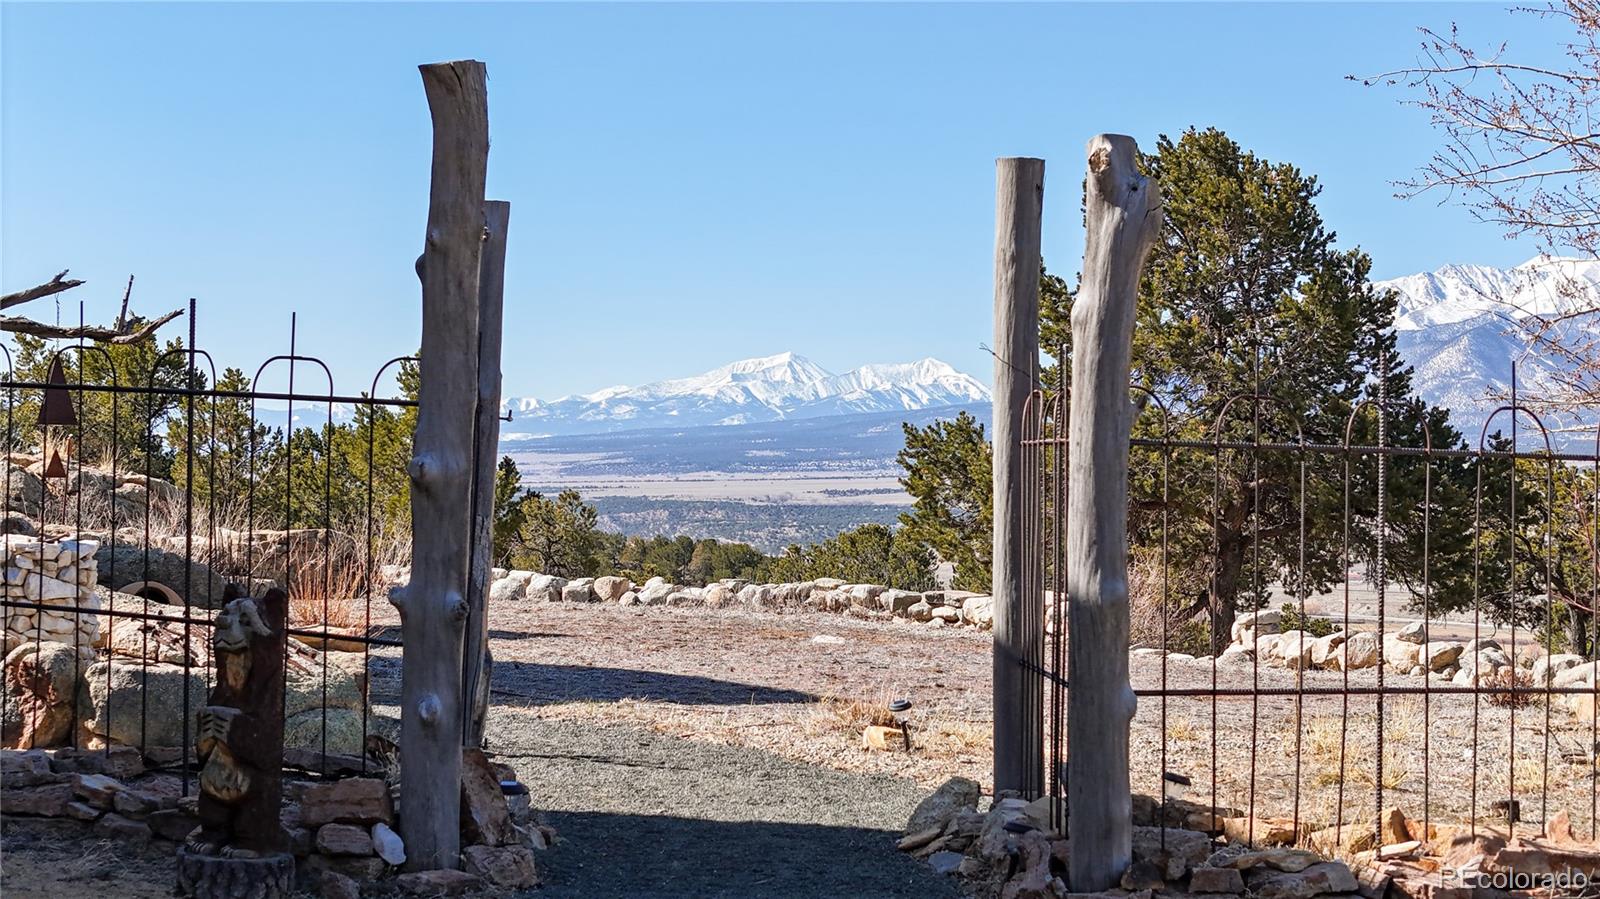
896 411 993 591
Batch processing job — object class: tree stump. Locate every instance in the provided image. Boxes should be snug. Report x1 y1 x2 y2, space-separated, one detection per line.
176 849 295 899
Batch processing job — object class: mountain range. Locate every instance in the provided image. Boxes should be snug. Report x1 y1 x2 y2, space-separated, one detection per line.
499 352 991 437
1377 256 1597 446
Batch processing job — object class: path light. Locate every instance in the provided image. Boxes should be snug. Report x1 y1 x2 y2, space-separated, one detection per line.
1162 771 1191 803
888 697 914 752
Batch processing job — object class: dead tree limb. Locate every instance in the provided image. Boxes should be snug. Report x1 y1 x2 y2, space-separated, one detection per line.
117 275 135 331
1066 134 1162 892
1 271 86 310
0 308 183 344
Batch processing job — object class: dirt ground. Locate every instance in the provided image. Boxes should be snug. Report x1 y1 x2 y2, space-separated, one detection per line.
4 599 1595 898
461 601 1600 844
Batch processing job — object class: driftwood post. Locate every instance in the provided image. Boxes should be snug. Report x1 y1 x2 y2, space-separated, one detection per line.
1066 134 1161 891
991 156 1044 796
393 59 489 872
463 199 510 749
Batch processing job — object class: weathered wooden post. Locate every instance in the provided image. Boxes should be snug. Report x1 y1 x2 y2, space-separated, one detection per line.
393 59 489 871
991 156 1044 796
1066 134 1161 891
463 199 510 749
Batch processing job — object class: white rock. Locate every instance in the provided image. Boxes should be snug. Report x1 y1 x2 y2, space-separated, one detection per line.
1424 641 1466 672
1533 653 1584 685
371 821 406 866
960 595 994 629
560 578 596 603
592 576 633 603
1396 621 1427 644
1553 660 1599 689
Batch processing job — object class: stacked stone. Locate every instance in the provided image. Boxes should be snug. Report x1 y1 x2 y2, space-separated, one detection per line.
2 746 551 896
1 535 102 655
488 569 999 630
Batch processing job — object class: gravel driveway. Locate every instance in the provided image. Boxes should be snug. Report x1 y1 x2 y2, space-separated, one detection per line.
499 716 962 898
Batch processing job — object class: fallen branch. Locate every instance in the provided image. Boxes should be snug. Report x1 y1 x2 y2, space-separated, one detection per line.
0 308 183 345
1 271 86 310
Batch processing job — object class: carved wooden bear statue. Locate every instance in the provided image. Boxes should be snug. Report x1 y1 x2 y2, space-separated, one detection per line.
187 585 289 858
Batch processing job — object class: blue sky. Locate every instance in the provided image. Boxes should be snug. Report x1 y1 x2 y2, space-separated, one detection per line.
0 2 1561 399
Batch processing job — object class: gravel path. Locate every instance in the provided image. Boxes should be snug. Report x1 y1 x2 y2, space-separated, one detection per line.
497 716 962 898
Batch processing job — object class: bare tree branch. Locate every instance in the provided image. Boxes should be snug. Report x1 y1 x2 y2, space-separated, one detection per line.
116 274 134 332
0 308 183 345
1 271 86 310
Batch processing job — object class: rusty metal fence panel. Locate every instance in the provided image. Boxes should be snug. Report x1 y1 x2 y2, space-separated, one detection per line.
1020 373 1600 848
0 311 417 793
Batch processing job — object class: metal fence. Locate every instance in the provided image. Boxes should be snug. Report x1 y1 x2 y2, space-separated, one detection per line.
0 306 419 792
1020 375 1600 848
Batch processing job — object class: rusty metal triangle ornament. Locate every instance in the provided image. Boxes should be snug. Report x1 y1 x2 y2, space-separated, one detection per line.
38 357 77 427
43 448 66 479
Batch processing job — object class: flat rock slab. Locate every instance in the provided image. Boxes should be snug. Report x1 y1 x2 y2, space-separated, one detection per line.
520 717 961 898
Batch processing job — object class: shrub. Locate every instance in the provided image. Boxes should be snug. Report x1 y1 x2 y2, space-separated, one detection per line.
1280 603 1337 637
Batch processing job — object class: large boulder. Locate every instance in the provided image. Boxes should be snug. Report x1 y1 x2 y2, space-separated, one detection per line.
1275 630 1313 669
1309 632 1346 668
1383 633 1421 671
637 577 673 605
285 652 365 718
1333 632 1380 670
2 641 80 748
525 574 567 603
961 596 995 630
1533 652 1585 685
1423 641 1465 672
906 776 981 834
880 589 922 615
591 576 632 603
560 578 596 603
1553 660 1599 689
1396 620 1428 644
78 660 207 749
702 583 737 608
284 708 365 756
665 588 703 607
95 544 229 609
489 571 532 604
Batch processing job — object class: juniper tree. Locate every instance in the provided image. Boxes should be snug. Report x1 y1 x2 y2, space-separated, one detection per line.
1040 128 1470 650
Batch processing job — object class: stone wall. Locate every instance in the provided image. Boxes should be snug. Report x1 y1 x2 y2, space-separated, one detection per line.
480 569 997 629
1 534 102 655
0 746 551 894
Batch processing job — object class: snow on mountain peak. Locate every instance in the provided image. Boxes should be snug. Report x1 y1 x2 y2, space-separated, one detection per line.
501 352 990 437
1379 256 1600 332
1379 257 1599 449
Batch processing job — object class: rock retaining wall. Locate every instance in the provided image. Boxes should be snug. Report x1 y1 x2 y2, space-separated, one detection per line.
481 569 998 629
0 745 552 894
1 534 101 655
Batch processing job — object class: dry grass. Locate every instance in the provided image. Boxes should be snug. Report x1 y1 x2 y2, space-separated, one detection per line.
1167 716 1202 742
287 552 368 629
1299 710 1414 790
1484 667 1540 710
802 694 895 736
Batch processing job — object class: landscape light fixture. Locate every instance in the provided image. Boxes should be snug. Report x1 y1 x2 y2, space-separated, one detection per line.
1162 771 1192 803
888 697 913 752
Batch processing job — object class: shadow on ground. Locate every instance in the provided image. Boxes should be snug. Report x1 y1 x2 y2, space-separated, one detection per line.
488 660 820 706
534 812 962 899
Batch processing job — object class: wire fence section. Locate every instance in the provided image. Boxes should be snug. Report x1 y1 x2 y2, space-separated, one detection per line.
1020 384 1600 848
0 319 417 792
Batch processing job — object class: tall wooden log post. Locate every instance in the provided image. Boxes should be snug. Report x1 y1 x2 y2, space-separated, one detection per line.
463 200 510 749
1066 134 1161 891
991 157 1044 796
393 59 489 872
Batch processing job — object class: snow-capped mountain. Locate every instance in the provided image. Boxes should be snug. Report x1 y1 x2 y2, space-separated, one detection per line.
502 352 991 437
1377 256 1600 445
